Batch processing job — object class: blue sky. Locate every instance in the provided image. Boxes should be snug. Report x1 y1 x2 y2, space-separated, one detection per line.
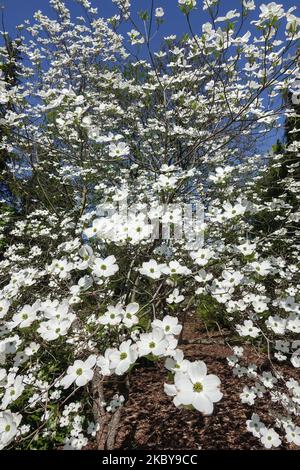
1 0 299 46
1 0 298 149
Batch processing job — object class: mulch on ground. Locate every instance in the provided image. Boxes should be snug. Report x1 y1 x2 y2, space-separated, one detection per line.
111 315 298 450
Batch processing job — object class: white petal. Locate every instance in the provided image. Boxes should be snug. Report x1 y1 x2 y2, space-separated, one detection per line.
202 374 221 389
126 303 139 314
177 390 195 405
188 361 207 383
164 383 177 397
61 374 75 389
85 355 97 368
204 389 223 403
174 372 192 391
193 394 214 415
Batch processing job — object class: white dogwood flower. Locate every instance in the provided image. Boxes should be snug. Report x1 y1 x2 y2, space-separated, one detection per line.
109 340 137 375
123 303 139 328
164 361 222 415
99 304 124 326
0 411 22 450
155 7 164 17
237 320 260 338
152 316 182 336
139 260 166 280
165 349 189 373
109 142 129 157
92 255 119 278
260 427 281 449
60 355 96 388
137 328 168 357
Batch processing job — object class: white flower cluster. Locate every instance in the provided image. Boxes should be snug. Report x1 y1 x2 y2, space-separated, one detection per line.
0 0 299 451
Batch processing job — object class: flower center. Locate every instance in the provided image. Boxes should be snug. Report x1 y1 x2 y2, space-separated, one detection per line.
193 382 203 393
5 425 11 432
120 352 127 360
149 341 156 349
76 368 83 376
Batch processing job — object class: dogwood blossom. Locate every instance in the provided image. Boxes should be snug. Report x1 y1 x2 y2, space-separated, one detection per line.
237 320 260 338
99 304 124 326
260 428 281 449
92 255 119 278
0 411 22 450
109 340 138 375
164 361 222 415
137 328 169 357
60 356 97 389
139 260 166 280
152 316 182 336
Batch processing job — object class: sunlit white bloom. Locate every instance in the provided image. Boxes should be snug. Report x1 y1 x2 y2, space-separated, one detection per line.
60 355 96 389
237 320 260 338
37 315 75 341
11 302 40 329
166 288 184 304
287 314 300 334
222 270 243 286
0 411 22 450
152 316 182 336
215 10 240 22
109 340 138 375
139 259 166 280
240 386 256 405
92 255 119 278
48 258 73 279
250 260 272 276
246 413 265 438
123 303 139 328
208 166 232 183
165 349 189 373
291 353 300 368
162 260 190 276
243 0 256 10
99 304 124 326
1 376 24 409
24 342 40 357
137 328 168 357
0 299 10 319
265 315 287 334
155 7 164 17
191 248 214 266
178 0 197 10
127 29 144 45
109 142 130 157
259 2 285 21
236 241 256 256
97 349 113 377
164 361 222 415
285 425 300 446
260 427 281 449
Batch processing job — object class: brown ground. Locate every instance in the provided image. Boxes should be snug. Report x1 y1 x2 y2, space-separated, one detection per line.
95 315 299 450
